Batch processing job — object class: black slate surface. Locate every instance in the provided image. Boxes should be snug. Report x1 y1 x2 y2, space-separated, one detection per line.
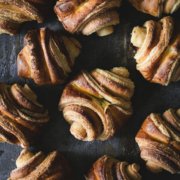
0 2 180 180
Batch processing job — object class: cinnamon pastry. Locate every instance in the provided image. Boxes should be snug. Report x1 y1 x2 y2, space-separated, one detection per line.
129 0 180 17
86 155 141 180
17 28 81 85
54 0 121 36
0 0 44 35
59 67 135 141
136 108 180 174
0 83 49 148
9 149 71 180
131 16 180 85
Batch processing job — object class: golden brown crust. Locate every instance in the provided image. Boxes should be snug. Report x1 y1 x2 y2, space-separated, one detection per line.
129 0 180 17
135 108 180 174
0 83 49 148
59 67 135 141
0 0 44 35
17 28 81 85
131 16 180 86
9 150 72 180
54 0 121 36
86 155 141 180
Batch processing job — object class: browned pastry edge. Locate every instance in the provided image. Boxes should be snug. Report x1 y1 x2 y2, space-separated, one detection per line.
86 155 141 180
0 83 49 148
0 0 44 35
135 108 180 174
54 0 121 36
9 149 72 180
17 27 81 85
59 67 135 141
131 16 180 85
129 0 180 17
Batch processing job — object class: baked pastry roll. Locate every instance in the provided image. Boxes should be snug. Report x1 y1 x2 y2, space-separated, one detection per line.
129 0 180 17
54 0 121 36
59 67 135 141
17 28 81 85
9 149 71 180
0 0 44 35
0 83 49 148
136 108 180 174
131 16 180 85
86 155 141 180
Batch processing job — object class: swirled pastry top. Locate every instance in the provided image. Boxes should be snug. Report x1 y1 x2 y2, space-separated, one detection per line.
9 149 71 180
129 0 180 17
54 0 121 36
59 67 135 141
17 28 81 85
0 83 49 148
0 0 43 35
136 108 180 174
86 155 141 180
131 16 180 85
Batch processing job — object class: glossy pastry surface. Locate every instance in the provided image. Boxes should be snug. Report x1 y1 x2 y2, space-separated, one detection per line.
86 155 141 180
54 0 121 36
0 0 43 35
131 16 180 85
17 27 81 85
59 67 135 141
0 83 49 148
9 149 71 180
136 108 180 174
129 0 180 17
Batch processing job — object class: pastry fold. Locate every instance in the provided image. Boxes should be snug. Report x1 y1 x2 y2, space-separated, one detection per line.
86 155 141 180
17 28 81 85
136 108 180 174
54 0 121 36
0 0 44 35
59 67 135 141
0 83 49 148
129 0 180 17
9 149 71 180
131 16 180 85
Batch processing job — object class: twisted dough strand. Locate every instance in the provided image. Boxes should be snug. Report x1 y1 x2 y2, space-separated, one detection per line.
59 67 135 141
9 149 71 180
129 0 180 17
0 0 43 35
136 108 180 174
0 84 49 148
54 0 121 36
17 28 81 85
86 155 141 180
131 16 180 85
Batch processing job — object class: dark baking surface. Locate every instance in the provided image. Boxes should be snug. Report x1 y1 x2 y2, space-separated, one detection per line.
0 2 180 180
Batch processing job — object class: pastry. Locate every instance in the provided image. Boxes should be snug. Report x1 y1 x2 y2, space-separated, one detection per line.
131 16 180 85
54 0 121 36
17 28 81 85
9 149 71 180
59 67 135 141
129 0 180 17
0 0 44 35
0 83 49 148
86 155 141 180
136 108 180 174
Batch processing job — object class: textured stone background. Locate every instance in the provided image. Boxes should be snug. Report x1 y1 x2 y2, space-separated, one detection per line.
0 2 180 180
